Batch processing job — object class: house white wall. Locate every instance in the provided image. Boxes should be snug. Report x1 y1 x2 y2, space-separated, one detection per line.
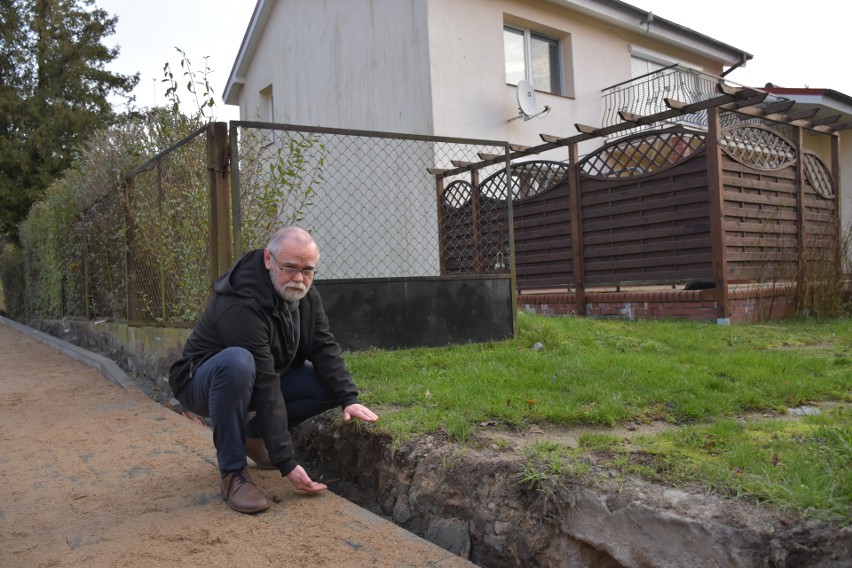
235 0 730 146
238 0 433 133
233 0 442 279
424 0 725 157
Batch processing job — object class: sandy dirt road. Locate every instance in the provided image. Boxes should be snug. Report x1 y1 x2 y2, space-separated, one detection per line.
0 321 473 567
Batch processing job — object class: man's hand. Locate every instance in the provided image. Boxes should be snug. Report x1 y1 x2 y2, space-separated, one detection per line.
342 403 379 424
286 465 327 492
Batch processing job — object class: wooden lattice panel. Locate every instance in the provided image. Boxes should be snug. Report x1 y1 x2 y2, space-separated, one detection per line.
578 130 704 178
439 161 571 283
510 161 570 199
440 180 477 273
440 179 509 275
719 125 796 170
802 152 836 199
478 160 570 200
443 180 473 209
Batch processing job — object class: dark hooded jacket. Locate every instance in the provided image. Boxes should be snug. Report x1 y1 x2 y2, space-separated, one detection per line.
168 249 359 476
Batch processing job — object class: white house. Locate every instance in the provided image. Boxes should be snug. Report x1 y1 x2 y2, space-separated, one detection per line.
224 0 752 156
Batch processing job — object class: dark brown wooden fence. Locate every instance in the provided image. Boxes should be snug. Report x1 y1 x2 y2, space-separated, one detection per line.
580 152 712 286
439 123 839 297
722 156 800 283
511 167 573 289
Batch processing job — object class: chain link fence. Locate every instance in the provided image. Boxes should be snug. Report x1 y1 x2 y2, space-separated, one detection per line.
74 125 211 323
231 122 510 281
59 123 511 325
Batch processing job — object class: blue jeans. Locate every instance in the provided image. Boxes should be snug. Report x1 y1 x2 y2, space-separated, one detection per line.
176 347 338 475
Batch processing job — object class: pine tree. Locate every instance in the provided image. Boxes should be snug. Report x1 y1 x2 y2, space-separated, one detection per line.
0 0 138 242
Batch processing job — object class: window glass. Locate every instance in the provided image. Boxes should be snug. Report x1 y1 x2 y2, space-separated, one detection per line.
503 27 525 86
530 33 560 94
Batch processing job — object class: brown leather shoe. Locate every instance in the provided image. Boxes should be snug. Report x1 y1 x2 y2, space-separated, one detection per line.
220 469 270 514
245 436 276 470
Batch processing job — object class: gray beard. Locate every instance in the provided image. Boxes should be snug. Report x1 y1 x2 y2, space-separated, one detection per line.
269 269 309 302
281 286 308 303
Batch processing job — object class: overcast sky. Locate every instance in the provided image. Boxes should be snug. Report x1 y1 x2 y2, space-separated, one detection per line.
632 0 850 94
98 0 850 122
97 0 255 121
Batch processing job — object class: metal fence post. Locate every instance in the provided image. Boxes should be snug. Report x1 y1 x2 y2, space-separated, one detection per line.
82 237 91 320
156 160 166 319
471 168 483 273
504 144 518 337
229 122 243 259
435 175 446 275
207 122 233 281
123 178 136 321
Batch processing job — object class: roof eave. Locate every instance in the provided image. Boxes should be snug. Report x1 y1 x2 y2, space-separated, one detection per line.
544 0 752 67
223 0 275 106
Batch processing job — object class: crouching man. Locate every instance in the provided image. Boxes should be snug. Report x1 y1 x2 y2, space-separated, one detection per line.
169 227 378 513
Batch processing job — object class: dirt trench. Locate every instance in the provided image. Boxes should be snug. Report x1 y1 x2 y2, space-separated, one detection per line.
291 414 850 568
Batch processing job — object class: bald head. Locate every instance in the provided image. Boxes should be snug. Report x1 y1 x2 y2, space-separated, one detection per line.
267 227 319 260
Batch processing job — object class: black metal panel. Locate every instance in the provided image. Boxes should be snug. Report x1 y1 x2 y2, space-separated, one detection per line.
315 276 514 351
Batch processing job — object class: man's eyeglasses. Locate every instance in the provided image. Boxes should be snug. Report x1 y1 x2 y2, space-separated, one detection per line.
267 248 317 279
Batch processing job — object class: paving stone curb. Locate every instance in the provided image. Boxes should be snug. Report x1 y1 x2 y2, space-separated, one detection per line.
0 315 140 394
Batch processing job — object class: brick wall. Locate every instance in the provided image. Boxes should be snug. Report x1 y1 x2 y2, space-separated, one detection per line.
519 287 796 323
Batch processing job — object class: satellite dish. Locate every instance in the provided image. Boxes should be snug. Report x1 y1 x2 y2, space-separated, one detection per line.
508 80 550 122
517 80 537 117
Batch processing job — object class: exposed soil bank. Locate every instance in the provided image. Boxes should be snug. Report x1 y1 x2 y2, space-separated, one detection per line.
293 415 851 568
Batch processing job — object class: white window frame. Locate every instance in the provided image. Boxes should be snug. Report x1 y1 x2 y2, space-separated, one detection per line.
504 25 563 96
259 84 276 147
260 84 275 123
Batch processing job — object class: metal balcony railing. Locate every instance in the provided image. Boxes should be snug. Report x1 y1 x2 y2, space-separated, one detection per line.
601 64 789 138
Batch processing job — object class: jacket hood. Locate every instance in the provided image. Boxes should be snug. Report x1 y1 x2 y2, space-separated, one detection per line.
211 249 278 309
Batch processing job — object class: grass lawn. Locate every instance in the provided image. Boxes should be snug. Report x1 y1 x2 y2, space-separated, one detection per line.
346 312 851 524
